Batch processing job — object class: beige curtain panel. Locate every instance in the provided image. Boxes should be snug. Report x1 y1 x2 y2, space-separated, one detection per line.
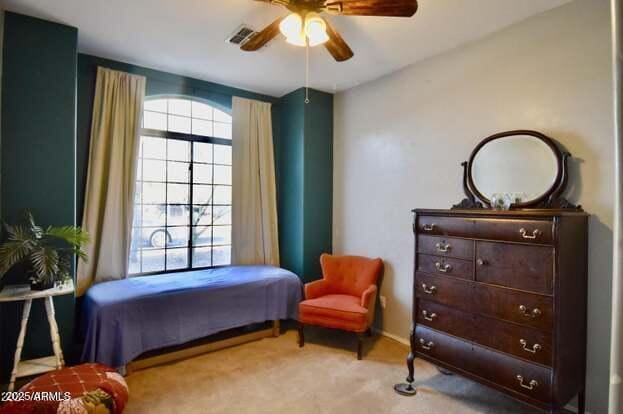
611 1 623 412
231 97 280 266
77 67 146 296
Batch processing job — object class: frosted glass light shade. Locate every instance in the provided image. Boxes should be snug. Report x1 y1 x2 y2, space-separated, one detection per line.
305 15 329 47
280 13 303 40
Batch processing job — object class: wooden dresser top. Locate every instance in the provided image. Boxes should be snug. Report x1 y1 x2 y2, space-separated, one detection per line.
413 208 588 218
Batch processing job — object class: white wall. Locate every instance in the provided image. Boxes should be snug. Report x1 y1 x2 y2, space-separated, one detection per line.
333 0 613 412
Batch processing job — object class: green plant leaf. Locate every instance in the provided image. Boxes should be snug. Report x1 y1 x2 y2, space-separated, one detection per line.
45 226 90 248
76 248 88 262
31 247 59 280
0 240 34 276
8 225 34 243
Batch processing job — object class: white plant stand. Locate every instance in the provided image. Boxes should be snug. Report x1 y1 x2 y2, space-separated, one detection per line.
0 280 73 391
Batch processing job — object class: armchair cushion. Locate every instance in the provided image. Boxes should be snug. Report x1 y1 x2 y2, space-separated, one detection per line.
299 294 368 332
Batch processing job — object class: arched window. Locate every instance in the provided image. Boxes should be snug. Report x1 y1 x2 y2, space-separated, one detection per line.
130 97 233 275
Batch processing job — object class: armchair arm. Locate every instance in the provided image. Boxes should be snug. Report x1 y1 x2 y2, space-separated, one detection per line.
304 279 331 300
361 285 378 309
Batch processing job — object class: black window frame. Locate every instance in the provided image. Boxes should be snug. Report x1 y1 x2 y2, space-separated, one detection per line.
130 100 233 277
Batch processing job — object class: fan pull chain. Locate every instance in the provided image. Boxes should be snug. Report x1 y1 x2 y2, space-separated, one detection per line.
305 42 310 104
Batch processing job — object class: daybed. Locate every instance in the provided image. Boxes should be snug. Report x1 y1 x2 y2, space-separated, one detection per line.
81 266 302 370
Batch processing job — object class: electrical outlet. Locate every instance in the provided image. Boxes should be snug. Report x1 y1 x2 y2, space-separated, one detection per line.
379 295 387 309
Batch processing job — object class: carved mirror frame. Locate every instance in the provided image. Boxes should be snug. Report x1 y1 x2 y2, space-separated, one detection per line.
453 130 581 210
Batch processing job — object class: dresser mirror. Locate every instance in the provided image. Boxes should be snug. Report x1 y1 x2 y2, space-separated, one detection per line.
454 130 580 210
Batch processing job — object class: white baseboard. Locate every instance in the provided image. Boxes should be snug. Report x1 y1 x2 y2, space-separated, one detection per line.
375 329 591 414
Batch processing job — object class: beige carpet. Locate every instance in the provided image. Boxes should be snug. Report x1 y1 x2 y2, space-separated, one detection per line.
124 328 540 414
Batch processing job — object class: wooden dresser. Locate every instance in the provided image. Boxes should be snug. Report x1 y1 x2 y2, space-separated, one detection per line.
409 209 588 413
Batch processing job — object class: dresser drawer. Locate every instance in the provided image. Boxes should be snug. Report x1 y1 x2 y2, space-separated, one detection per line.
415 325 473 372
417 216 475 238
416 273 473 312
417 300 475 340
475 241 554 294
472 315 553 367
473 343 552 403
417 254 473 280
417 235 474 260
474 284 553 332
474 218 554 245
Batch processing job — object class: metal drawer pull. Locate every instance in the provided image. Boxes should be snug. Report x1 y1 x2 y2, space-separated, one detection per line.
516 375 539 390
519 228 541 240
435 262 452 273
421 284 437 295
519 339 542 354
519 305 542 319
419 339 435 350
435 242 451 253
423 223 436 232
422 310 437 322
476 258 487 266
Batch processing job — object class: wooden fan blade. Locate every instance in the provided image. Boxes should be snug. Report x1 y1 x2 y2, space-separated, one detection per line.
324 0 418 17
241 17 285 51
323 18 354 62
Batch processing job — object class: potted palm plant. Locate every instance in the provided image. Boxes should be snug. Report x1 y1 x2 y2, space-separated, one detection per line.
0 211 89 291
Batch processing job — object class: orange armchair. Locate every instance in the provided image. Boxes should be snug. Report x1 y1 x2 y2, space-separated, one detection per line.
298 253 383 359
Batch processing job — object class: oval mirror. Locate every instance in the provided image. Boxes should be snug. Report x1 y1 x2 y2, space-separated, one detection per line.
467 131 562 208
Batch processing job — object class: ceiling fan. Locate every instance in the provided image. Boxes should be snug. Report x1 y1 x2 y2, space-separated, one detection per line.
241 0 419 62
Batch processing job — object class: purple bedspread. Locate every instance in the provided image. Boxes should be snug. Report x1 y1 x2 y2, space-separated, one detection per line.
81 266 302 367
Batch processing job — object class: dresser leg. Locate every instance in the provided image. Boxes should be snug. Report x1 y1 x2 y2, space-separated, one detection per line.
394 325 417 396
577 388 586 414
9 299 32 392
406 351 415 383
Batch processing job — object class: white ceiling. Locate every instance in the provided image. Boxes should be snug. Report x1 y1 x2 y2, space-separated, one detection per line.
3 0 572 97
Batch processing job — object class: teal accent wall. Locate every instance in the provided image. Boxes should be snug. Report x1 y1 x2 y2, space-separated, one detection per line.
276 88 333 282
0 12 78 380
0 10 4 383
302 89 333 279
0 10 4 215
276 90 306 276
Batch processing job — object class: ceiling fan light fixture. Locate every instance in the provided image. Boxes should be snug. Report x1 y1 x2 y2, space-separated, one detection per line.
305 14 329 47
279 12 329 48
279 13 304 42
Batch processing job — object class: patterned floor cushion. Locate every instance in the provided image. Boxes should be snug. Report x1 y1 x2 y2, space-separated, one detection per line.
0 363 129 414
